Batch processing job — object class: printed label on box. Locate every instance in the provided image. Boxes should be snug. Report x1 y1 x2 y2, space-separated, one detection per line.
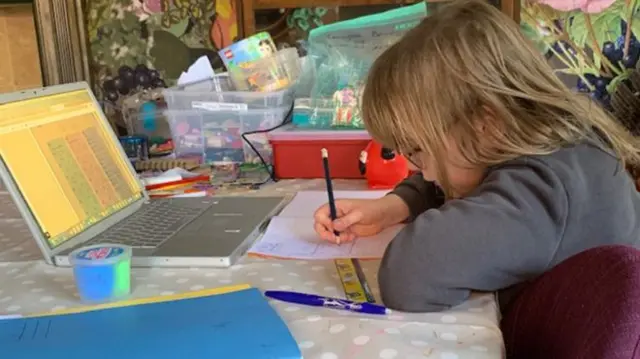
191 101 248 112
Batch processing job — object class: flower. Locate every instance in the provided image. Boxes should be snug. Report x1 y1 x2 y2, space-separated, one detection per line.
535 0 615 13
143 0 163 14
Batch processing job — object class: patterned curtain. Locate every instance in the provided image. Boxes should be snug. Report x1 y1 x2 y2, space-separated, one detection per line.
86 0 239 100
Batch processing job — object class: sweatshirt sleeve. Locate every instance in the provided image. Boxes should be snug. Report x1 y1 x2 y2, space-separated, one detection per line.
378 160 569 312
390 173 445 220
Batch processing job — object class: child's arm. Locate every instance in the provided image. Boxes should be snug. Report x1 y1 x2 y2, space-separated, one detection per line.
377 161 568 312
389 173 445 220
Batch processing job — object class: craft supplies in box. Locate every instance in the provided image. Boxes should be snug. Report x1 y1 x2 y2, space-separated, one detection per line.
123 102 175 157
268 125 371 179
292 97 332 127
119 136 149 162
134 158 201 172
163 72 296 112
292 95 363 128
169 107 288 164
302 2 427 129
69 244 132 303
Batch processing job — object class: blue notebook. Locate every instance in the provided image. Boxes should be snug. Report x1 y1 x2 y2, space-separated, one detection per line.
0 288 302 359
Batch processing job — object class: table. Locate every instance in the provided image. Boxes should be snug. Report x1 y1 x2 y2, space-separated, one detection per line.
0 179 504 359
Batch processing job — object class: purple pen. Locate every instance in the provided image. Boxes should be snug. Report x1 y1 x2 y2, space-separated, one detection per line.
264 290 390 315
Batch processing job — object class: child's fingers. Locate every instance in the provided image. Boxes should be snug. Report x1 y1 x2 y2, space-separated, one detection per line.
333 210 364 232
314 221 338 242
313 205 334 227
336 231 356 243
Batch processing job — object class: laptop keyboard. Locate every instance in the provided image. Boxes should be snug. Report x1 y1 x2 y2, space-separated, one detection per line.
88 200 213 249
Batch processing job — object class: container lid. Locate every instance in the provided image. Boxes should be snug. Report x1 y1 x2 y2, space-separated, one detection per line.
69 244 132 266
268 124 371 141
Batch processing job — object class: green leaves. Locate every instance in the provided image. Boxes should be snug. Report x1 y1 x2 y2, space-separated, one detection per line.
606 69 633 93
566 1 625 71
569 13 589 48
623 0 640 18
569 10 623 69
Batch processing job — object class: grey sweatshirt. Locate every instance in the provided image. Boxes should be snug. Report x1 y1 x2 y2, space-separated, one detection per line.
378 142 640 312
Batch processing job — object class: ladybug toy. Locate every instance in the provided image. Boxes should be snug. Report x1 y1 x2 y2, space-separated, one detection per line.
359 141 409 189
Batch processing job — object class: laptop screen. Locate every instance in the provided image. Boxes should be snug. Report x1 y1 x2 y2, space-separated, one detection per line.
0 89 143 249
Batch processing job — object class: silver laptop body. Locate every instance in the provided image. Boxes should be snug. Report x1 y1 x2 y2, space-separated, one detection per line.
0 82 286 267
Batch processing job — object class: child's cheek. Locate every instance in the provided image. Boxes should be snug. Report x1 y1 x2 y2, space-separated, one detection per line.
420 169 438 183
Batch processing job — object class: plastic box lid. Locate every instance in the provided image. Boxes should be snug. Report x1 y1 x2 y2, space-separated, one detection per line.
268 124 370 141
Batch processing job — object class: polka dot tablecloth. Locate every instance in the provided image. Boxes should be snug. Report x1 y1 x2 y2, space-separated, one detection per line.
0 179 505 359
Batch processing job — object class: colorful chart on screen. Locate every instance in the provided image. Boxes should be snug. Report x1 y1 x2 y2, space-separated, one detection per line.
0 90 142 248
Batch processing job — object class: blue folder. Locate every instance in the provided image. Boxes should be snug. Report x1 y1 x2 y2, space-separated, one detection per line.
0 288 302 359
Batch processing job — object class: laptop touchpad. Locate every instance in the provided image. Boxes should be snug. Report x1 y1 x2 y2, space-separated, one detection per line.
153 197 285 257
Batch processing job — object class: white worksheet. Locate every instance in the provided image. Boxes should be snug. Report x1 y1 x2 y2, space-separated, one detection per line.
248 190 402 260
249 217 403 260
277 190 389 218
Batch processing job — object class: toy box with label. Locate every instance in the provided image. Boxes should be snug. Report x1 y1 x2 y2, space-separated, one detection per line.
162 49 301 165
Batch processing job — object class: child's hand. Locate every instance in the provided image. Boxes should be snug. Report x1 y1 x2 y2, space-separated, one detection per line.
313 195 410 243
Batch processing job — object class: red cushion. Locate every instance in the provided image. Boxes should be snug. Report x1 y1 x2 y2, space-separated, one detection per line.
502 245 640 359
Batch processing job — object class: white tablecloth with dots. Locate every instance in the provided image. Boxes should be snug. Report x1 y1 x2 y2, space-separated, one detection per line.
0 179 504 359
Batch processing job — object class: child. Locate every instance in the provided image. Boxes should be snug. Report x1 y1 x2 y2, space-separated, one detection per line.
313 0 640 312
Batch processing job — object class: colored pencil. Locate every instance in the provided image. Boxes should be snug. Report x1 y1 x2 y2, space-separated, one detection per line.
145 174 210 191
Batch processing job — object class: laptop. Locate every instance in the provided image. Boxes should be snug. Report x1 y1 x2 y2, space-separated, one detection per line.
0 82 287 267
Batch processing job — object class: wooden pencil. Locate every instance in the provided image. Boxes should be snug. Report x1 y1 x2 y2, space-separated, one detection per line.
321 148 340 244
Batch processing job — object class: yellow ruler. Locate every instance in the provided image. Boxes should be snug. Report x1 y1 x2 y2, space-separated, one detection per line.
27 284 251 318
334 259 376 303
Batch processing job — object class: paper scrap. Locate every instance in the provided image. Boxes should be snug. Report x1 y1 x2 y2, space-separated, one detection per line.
140 167 202 187
161 167 202 178
177 56 215 86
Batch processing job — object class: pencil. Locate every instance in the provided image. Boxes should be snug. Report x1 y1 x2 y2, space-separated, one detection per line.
145 174 210 191
321 148 340 244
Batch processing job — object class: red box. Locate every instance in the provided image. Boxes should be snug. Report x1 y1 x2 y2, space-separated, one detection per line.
268 127 371 179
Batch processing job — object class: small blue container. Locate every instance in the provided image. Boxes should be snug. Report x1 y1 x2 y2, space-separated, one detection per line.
69 244 132 303
119 135 149 162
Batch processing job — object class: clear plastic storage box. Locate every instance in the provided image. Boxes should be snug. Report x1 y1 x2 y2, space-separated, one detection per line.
169 106 289 164
124 108 172 140
161 50 300 164
163 74 295 112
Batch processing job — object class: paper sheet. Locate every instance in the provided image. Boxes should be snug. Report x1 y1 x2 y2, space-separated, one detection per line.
277 190 389 218
249 190 400 260
250 217 403 260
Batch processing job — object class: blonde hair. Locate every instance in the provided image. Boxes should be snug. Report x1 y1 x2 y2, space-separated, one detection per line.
362 0 640 196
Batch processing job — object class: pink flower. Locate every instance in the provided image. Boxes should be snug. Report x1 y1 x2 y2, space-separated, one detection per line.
143 0 163 14
536 0 615 13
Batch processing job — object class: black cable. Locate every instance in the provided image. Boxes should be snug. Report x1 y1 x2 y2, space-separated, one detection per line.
239 103 294 185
